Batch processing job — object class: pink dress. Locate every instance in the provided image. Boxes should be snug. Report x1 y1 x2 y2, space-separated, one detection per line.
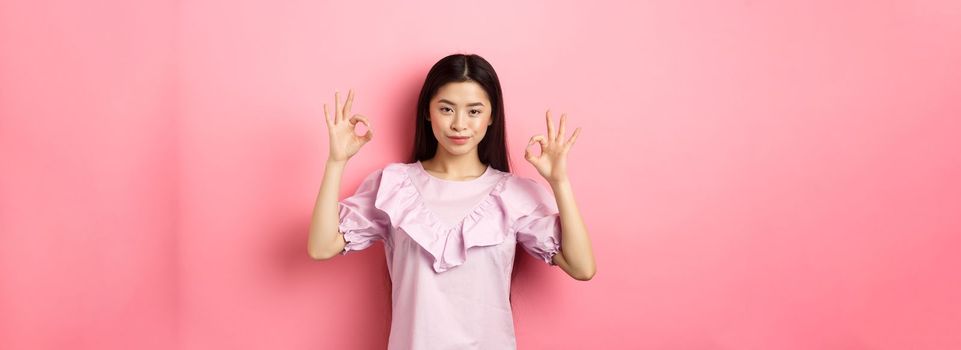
337 160 562 350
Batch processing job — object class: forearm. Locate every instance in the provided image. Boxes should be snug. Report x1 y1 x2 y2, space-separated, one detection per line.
549 179 596 279
307 159 347 259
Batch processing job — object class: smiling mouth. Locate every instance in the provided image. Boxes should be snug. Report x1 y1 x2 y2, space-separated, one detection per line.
448 136 470 144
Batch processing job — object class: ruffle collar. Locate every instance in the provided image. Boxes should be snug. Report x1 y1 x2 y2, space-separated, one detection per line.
373 162 513 273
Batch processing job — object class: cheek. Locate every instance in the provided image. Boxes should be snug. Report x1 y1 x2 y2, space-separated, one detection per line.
474 119 490 138
479 115 493 131
427 112 441 128
477 118 490 131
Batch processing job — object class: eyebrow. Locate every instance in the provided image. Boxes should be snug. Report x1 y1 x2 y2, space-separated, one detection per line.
438 99 485 107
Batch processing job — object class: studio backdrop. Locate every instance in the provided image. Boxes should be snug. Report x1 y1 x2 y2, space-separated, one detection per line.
1 0 959 349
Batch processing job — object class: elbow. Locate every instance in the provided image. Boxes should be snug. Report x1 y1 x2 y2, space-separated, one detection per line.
307 248 326 260
573 267 596 281
308 228 344 260
308 246 336 261
573 272 594 281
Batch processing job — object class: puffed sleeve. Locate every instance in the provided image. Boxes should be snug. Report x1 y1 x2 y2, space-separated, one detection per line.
338 168 391 255
511 178 562 266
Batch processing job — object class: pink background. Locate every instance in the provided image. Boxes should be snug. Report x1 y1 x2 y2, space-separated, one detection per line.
2 0 960 349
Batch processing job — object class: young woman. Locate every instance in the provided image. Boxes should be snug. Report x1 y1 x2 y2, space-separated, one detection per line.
307 53 596 349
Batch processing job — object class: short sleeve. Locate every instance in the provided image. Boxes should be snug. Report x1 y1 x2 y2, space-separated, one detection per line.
338 168 391 255
511 178 562 266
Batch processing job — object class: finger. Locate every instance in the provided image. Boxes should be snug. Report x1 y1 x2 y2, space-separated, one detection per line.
525 136 542 160
545 109 555 143
566 127 581 149
323 103 332 127
343 89 354 119
349 114 372 133
557 113 567 143
527 134 547 154
361 128 374 144
528 134 547 145
348 114 374 144
335 90 342 122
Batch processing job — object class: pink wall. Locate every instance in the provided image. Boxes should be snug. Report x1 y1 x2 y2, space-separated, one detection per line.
0 0 179 348
2 0 960 349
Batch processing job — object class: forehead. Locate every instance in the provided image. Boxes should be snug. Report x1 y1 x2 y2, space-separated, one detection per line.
433 81 491 105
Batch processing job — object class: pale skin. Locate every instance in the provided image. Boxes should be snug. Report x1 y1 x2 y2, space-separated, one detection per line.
308 84 596 281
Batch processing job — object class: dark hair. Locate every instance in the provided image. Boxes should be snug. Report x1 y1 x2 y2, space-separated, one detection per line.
408 53 512 173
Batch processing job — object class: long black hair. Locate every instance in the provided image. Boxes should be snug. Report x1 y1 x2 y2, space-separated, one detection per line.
408 53 512 173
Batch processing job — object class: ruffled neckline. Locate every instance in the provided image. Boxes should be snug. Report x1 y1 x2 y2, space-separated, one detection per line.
406 161 507 232
374 162 513 273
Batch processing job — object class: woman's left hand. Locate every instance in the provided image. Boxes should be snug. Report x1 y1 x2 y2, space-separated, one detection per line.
525 109 581 184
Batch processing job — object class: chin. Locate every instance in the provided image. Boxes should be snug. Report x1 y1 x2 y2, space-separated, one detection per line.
441 145 475 156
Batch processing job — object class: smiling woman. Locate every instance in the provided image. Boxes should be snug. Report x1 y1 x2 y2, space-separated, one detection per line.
410 54 509 174
308 53 595 350
423 81 495 158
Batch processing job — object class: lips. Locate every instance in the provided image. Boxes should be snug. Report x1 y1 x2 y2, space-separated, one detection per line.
448 136 470 145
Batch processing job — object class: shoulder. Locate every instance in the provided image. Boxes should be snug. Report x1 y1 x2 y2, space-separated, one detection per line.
351 162 412 191
359 162 418 194
361 162 415 180
381 162 417 175
502 171 551 195
499 173 556 214
502 173 543 194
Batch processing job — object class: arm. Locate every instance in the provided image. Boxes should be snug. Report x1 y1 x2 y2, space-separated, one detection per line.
525 109 595 281
307 89 374 260
307 159 348 260
549 179 596 281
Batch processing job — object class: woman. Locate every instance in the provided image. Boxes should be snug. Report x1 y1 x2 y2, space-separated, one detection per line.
307 53 596 349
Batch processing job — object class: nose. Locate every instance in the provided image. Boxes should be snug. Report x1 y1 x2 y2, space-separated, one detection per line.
450 114 468 131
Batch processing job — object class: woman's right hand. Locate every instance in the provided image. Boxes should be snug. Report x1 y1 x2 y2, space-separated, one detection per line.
324 89 373 162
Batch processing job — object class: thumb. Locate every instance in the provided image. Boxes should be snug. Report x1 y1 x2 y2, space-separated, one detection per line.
525 135 546 161
524 142 537 161
361 129 373 144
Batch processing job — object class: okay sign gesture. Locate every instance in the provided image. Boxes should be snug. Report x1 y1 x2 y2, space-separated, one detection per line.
525 109 581 184
324 89 373 162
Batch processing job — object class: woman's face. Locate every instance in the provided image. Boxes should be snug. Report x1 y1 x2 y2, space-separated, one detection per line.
428 81 493 157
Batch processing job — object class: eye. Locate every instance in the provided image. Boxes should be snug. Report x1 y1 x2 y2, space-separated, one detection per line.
440 107 453 113
470 109 481 116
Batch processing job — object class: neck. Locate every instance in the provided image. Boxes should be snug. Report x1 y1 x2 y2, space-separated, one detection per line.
423 149 486 179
